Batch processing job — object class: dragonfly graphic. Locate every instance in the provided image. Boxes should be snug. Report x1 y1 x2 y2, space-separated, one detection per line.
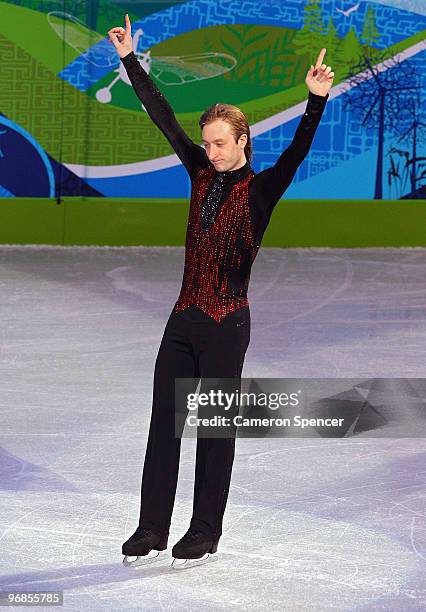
96 28 237 106
48 11 113 67
47 12 237 106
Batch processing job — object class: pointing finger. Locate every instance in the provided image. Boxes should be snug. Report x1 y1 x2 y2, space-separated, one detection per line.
315 48 326 68
125 13 131 35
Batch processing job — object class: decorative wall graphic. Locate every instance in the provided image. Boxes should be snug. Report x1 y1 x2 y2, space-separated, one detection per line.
0 115 55 197
96 28 237 105
48 11 110 67
0 0 425 200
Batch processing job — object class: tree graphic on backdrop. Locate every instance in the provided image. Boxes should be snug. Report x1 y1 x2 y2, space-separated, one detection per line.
322 16 340 65
361 6 380 47
293 0 328 58
339 26 363 66
387 92 426 199
293 1 378 72
341 48 422 199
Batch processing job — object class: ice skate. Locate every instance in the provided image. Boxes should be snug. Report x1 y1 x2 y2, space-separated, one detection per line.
171 528 219 570
122 526 168 568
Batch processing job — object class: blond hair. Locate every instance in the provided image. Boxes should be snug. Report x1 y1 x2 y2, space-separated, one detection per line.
199 103 252 162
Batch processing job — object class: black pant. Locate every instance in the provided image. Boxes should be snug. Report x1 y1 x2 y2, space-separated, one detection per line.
138 304 250 541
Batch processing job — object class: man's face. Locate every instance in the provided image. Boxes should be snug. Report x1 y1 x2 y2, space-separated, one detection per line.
201 120 247 172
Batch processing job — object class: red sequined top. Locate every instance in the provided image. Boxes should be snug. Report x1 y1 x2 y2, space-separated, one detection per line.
121 52 329 322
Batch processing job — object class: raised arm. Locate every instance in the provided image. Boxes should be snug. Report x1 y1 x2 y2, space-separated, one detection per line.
108 15 208 178
252 48 334 211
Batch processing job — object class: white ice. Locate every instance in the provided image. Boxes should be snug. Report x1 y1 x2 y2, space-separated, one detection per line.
0 246 425 611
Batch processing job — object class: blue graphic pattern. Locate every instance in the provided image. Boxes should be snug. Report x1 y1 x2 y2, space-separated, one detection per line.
59 0 426 92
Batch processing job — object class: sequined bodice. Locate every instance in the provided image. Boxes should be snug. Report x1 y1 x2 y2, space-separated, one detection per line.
200 163 251 231
173 165 259 322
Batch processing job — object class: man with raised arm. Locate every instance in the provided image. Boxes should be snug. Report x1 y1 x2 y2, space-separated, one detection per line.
108 14 333 570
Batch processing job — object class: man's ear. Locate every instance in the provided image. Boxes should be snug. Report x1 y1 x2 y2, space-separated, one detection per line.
238 133 248 148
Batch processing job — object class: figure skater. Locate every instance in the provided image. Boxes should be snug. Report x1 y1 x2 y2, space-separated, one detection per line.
108 14 333 570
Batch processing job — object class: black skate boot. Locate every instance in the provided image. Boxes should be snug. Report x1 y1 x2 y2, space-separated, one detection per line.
122 526 168 568
171 528 219 570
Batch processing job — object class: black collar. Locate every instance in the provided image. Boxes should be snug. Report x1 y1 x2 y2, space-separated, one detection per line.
216 161 251 183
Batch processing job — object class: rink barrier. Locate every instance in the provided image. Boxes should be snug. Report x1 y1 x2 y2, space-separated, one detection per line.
0 198 425 247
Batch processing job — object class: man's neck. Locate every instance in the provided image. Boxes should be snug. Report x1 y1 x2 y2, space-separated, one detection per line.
219 158 248 174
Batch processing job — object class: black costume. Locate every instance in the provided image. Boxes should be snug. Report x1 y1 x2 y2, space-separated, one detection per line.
120 51 328 545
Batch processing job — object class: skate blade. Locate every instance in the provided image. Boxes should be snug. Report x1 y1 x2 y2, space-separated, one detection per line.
171 553 218 570
123 550 167 568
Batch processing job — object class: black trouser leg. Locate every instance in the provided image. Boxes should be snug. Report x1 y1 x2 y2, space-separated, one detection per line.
138 310 197 536
189 307 251 541
138 305 250 541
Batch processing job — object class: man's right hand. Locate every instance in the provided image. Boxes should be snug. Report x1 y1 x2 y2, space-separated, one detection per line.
108 13 133 59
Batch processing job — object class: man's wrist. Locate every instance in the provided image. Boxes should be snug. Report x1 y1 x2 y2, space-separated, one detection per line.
120 50 135 62
308 91 329 105
308 90 329 100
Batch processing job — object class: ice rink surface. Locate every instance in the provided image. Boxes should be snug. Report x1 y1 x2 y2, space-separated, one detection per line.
0 245 425 611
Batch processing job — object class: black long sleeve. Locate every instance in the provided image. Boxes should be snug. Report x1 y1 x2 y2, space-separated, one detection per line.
121 49 328 217
250 91 329 214
120 51 209 178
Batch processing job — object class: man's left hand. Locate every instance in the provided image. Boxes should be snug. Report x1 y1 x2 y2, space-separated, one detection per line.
305 48 334 97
